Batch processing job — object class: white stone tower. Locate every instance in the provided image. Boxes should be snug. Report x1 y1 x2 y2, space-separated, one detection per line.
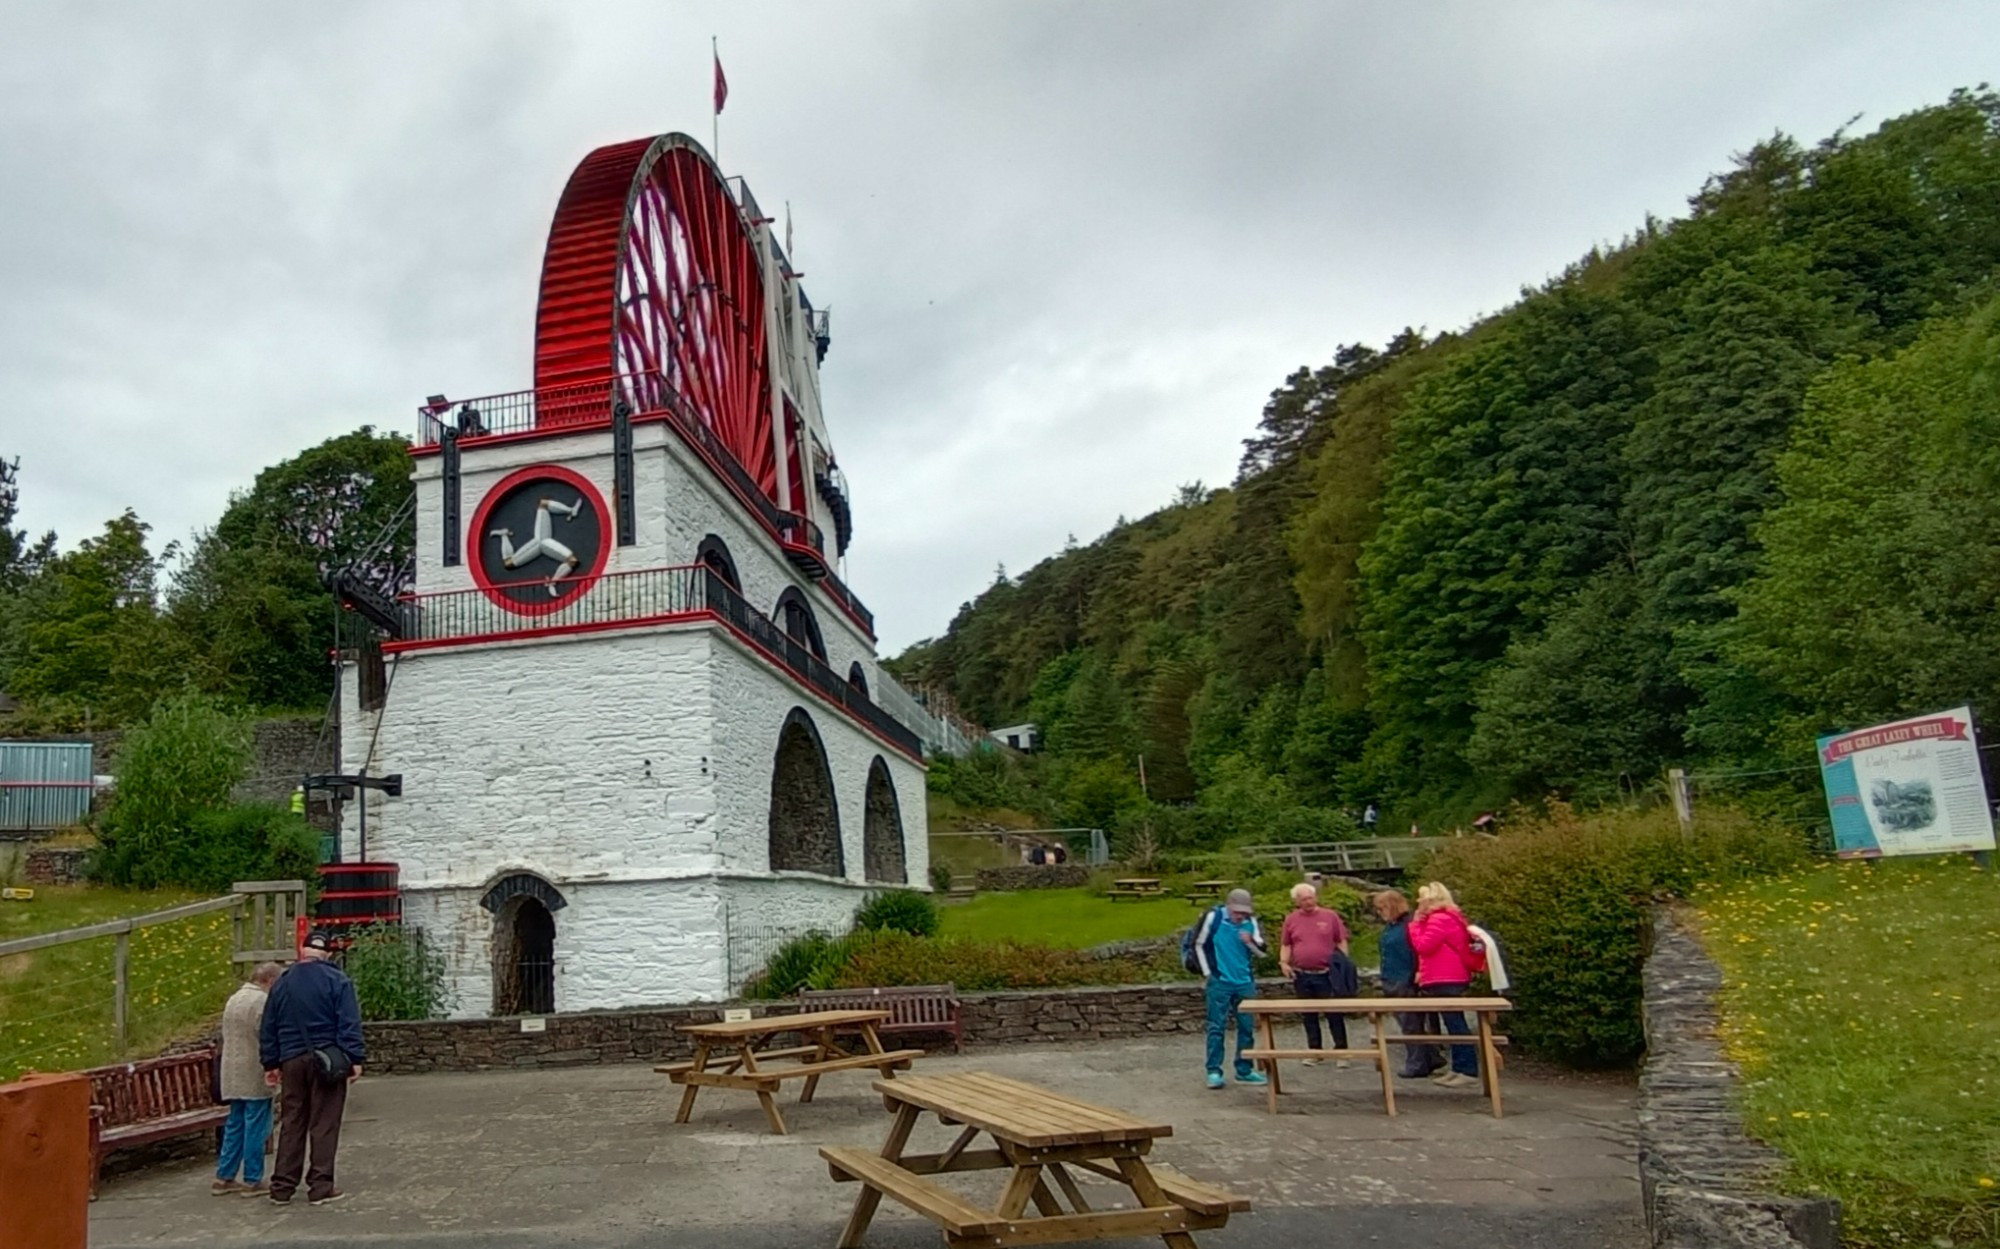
336 133 927 1018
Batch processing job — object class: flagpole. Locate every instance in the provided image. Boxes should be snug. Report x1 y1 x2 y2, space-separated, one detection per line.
711 35 720 166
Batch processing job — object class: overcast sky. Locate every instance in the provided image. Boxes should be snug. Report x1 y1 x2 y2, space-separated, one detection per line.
2 2 1994 652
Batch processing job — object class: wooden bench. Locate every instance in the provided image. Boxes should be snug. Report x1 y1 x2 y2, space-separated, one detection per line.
84 1049 228 1195
1240 996 1513 1117
1106 878 1165 901
824 1071 1248 1248
801 984 964 1054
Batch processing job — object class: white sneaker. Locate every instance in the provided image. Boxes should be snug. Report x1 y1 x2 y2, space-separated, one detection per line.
1441 1071 1480 1089
1302 1057 1324 1067
1429 1067 1454 1082
1333 1060 1352 1070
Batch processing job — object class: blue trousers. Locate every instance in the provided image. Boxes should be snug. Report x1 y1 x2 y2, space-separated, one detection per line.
1204 979 1256 1077
217 1098 272 1184
1422 981 1481 1076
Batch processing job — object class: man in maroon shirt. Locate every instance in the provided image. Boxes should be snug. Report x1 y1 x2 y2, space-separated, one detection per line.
1279 883 1356 1063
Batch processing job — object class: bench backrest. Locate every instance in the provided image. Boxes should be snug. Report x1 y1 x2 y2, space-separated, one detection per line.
85 1050 219 1127
799 984 959 1027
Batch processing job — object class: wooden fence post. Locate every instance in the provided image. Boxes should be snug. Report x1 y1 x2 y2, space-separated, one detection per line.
112 932 129 1057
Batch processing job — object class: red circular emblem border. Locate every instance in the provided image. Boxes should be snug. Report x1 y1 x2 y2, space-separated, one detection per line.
466 464 612 617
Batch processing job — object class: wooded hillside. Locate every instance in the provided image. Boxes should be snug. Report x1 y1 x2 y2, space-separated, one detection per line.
894 90 2000 840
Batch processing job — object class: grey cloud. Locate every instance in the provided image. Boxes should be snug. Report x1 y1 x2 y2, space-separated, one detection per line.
2 1 1994 650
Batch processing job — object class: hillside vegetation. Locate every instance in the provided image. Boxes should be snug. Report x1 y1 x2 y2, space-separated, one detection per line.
893 90 2000 839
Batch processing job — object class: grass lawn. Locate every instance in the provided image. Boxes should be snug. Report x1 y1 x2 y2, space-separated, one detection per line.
937 885 1383 970
0 884 238 1080
1696 856 2000 1248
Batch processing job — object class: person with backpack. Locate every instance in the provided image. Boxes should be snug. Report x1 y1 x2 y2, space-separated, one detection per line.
1408 882 1481 1089
1184 889 1270 1090
260 930 366 1205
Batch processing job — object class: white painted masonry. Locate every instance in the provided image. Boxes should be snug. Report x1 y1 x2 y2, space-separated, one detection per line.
343 416 925 1018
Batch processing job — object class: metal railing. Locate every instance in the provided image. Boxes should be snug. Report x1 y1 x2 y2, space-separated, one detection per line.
415 376 621 447
393 565 919 757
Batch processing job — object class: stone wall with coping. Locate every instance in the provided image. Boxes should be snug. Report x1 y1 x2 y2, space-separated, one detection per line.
1640 905 1839 1249
974 865 1092 891
362 981 1233 1073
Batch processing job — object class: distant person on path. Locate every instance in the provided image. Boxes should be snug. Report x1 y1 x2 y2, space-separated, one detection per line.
261 930 366 1205
1279 883 1356 1065
1361 803 1379 831
1409 883 1481 1089
212 961 281 1195
1191 889 1269 1090
1372 889 1437 1079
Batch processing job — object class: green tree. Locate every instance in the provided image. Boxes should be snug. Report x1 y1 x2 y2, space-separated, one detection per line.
170 428 412 710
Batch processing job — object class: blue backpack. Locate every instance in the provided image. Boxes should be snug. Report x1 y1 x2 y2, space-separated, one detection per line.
1180 907 1218 974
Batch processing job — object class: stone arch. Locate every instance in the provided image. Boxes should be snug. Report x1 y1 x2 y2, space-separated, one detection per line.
847 661 869 698
768 707 844 875
485 873 562 1016
774 586 827 662
862 756 906 884
696 533 741 590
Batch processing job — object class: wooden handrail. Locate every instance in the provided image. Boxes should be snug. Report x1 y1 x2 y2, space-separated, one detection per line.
0 894 242 959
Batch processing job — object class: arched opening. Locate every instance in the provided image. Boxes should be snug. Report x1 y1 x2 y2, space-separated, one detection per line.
847 661 869 698
863 757 906 884
775 587 827 662
768 708 844 875
696 533 741 590
482 873 564 1017
493 898 556 1015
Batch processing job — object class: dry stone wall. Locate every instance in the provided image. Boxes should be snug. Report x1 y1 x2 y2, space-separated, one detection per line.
1640 906 1840 1249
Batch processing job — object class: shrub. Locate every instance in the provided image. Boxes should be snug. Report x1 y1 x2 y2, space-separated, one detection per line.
929 861 954 894
854 889 941 937
94 693 251 888
747 929 847 999
343 924 451 1021
832 930 1124 992
1421 802 1806 1067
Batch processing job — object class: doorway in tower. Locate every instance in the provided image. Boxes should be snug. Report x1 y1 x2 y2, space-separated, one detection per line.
862 757 906 884
482 873 565 1015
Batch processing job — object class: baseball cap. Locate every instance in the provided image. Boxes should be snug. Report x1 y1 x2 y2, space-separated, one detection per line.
1226 888 1254 915
303 929 332 951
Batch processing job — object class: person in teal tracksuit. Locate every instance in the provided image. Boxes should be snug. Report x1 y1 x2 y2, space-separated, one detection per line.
1192 888 1269 1089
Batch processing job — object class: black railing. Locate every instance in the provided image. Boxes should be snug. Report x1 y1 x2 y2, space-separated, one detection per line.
393 565 918 757
814 566 875 636
415 376 621 447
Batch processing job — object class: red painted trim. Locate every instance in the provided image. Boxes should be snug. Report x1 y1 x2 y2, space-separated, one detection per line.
382 608 921 762
383 610 709 654
466 464 612 617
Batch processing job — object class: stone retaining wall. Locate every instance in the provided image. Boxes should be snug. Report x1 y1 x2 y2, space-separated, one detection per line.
1640 905 1839 1249
362 981 1306 1074
973 865 1091 891
23 847 89 885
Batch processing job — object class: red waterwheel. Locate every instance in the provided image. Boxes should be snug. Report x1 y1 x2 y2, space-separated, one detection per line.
533 134 777 501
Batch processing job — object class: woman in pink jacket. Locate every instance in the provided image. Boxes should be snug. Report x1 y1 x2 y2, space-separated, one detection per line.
1408 882 1481 1088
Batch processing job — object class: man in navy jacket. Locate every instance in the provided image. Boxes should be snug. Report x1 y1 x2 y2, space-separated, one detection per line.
260 930 366 1204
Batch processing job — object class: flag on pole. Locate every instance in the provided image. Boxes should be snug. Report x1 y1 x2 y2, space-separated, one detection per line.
713 43 728 115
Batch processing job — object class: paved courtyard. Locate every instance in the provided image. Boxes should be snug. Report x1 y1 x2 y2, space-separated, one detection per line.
89 1034 1643 1249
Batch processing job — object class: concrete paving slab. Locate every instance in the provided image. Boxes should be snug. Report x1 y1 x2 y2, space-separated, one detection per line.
89 1034 1643 1248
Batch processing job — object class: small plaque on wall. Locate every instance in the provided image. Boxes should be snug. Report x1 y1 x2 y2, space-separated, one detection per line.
723 1008 752 1023
520 1017 547 1033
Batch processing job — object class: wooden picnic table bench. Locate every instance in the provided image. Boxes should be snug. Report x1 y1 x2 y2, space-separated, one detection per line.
659 1008 923 1135
823 1071 1248 1248
1182 880 1230 904
1240 996 1512 1118
83 1049 228 1196
1106 878 1165 901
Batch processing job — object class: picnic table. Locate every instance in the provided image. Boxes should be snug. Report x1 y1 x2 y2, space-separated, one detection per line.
658 1008 923 1135
822 1071 1249 1249
1240 996 1512 1118
1106 878 1166 901
1182 880 1230 904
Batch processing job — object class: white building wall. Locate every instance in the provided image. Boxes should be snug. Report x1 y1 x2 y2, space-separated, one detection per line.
339 621 927 1018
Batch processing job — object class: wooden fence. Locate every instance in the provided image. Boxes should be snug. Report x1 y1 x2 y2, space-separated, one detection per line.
1236 838 1440 876
0 880 306 1057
